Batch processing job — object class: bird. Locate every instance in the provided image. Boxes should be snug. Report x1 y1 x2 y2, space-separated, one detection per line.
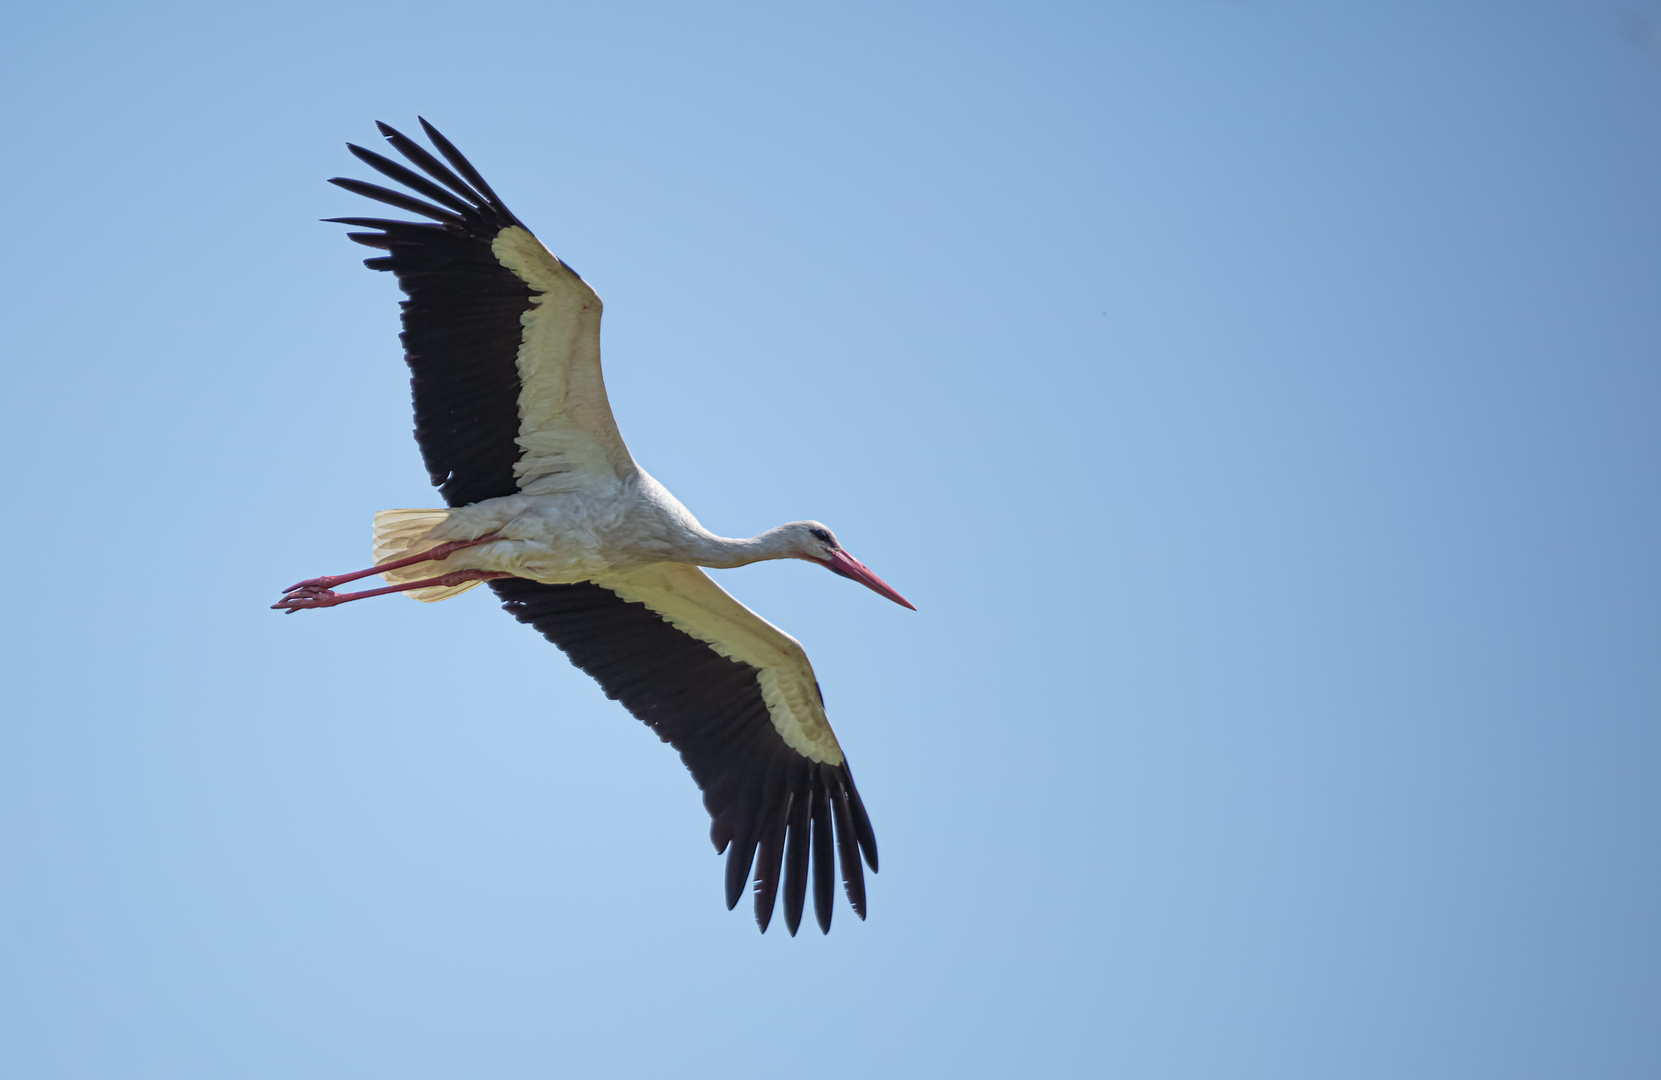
273 119 914 935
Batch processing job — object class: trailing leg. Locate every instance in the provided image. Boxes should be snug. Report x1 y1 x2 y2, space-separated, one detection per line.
281 536 497 594
272 569 513 613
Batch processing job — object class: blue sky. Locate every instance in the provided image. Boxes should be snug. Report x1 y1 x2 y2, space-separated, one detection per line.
2 2 1658 1077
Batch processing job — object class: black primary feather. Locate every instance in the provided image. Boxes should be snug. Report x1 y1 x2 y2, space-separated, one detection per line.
345 143 475 214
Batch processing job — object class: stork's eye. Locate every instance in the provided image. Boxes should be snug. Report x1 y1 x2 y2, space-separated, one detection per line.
809 528 832 544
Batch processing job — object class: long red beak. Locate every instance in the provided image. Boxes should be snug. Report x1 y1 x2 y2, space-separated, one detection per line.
819 549 917 610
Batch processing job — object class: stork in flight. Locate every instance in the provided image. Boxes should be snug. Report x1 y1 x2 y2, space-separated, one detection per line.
273 120 913 935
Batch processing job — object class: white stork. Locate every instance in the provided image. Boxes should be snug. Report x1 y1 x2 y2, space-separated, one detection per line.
274 120 913 935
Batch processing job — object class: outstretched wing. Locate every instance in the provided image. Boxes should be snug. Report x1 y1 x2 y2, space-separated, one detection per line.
331 119 634 507
489 564 879 935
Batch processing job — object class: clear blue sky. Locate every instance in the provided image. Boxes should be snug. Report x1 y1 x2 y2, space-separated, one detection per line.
2 2 1657 1077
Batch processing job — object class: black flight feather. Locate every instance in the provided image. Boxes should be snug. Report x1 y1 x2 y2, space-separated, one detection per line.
376 121 498 215
811 784 837 933
327 177 465 225
832 779 867 919
782 785 812 935
419 116 514 218
345 143 475 215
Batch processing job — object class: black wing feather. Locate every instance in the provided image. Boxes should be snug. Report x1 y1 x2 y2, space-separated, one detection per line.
375 121 501 212
490 577 878 933
811 785 837 933
831 780 867 918
420 116 515 215
781 785 812 935
751 783 791 932
327 176 465 224
345 143 476 215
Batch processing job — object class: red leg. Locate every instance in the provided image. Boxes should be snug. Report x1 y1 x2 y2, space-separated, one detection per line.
282 536 497 594
272 569 513 613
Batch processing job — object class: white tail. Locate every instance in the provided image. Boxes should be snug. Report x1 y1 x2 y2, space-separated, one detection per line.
371 509 484 603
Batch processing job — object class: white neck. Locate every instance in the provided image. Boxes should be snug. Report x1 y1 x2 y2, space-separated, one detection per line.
670 524 801 569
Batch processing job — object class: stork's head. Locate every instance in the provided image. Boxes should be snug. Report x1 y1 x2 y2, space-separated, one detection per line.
779 521 916 610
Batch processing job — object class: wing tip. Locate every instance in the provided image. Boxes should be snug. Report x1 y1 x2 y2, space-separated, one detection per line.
333 120 523 234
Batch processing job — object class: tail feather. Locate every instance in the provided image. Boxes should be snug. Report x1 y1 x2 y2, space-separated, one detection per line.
371 509 483 602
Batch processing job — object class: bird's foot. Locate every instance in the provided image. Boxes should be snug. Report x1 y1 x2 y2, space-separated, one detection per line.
271 586 345 613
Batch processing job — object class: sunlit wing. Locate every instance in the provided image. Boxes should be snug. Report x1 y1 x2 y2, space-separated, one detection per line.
329 119 634 507
489 563 879 934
